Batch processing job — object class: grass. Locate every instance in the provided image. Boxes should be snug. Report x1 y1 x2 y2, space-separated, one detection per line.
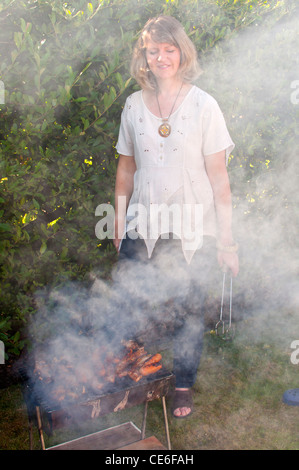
1 317 299 450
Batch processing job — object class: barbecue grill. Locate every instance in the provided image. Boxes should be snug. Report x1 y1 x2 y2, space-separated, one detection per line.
22 365 174 450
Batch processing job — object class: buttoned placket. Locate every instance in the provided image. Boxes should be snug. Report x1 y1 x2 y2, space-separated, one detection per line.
158 139 165 165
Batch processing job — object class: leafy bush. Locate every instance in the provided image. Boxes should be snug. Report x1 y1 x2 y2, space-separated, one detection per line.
0 0 297 357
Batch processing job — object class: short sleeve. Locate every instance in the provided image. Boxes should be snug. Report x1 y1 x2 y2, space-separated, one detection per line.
202 96 234 162
116 99 134 156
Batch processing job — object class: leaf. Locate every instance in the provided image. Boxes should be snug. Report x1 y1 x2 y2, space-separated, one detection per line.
11 50 18 63
14 32 23 50
115 72 123 90
0 319 9 330
39 240 47 255
125 77 132 88
0 223 11 232
74 97 87 103
20 18 27 33
13 331 20 342
32 198 40 210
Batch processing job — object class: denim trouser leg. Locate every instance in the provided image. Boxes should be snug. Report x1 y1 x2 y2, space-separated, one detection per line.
172 282 206 388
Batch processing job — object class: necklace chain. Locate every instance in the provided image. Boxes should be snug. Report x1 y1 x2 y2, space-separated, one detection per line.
156 82 183 138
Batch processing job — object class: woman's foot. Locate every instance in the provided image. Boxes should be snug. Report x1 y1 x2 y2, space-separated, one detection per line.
172 388 193 418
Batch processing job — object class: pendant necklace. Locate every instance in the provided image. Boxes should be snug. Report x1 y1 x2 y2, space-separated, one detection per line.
156 82 183 138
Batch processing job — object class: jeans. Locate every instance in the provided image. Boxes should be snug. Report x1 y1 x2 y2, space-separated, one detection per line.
117 234 217 388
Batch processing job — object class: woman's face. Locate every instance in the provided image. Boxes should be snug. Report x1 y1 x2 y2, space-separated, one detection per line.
145 38 181 83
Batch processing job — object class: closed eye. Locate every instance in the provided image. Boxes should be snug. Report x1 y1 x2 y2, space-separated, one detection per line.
148 49 175 55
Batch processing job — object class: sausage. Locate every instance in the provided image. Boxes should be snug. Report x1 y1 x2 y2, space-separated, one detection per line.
140 363 162 376
142 353 162 367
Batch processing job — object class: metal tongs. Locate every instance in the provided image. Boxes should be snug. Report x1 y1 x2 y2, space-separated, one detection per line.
215 270 234 341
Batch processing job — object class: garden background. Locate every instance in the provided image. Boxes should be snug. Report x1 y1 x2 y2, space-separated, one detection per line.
0 0 299 450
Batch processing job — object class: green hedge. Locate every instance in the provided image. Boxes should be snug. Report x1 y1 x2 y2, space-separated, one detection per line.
0 0 297 357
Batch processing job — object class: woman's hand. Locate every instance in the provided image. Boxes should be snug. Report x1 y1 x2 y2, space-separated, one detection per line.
113 236 121 253
217 250 239 277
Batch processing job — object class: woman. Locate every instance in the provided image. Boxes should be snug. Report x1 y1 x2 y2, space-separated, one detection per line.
113 16 239 418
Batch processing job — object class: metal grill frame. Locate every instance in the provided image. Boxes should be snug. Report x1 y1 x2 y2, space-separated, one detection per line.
22 368 174 450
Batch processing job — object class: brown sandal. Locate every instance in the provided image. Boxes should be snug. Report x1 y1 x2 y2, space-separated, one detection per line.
171 389 193 419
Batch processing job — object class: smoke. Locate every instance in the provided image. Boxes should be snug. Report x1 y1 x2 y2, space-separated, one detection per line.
27 239 208 419
195 9 299 348
30 237 204 352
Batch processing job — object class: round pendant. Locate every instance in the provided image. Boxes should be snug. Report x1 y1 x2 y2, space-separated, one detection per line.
158 122 171 138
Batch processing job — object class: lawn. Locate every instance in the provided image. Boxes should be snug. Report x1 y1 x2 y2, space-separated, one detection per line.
1 314 299 451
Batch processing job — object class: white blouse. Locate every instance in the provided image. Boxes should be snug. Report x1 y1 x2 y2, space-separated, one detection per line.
116 85 234 264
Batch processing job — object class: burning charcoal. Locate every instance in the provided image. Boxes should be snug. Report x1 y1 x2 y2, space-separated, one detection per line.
75 364 94 384
133 353 152 367
121 339 140 350
51 385 66 402
34 360 52 383
125 347 146 364
115 347 146 377
128 369 143 382
91 346 108 364
95 366 107 378
104 364 117 383
66 391 79 400
90 377 104 391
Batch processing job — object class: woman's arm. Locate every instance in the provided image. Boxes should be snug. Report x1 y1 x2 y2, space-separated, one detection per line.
114 154 136 252
204 150 239 277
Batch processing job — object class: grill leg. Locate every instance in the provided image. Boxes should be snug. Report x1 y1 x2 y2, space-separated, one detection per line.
36 406 46 450
28 418 33 450
162 396 171 450
22 383 37 450
142 398 171 450
141 401 148 440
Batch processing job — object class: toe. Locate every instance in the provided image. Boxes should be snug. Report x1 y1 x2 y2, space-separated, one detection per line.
173 407 191 417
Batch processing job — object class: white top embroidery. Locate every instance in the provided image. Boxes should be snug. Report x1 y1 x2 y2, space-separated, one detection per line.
116 85 234 264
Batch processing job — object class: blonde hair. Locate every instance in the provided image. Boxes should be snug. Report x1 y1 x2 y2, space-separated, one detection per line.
130 15 201 91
